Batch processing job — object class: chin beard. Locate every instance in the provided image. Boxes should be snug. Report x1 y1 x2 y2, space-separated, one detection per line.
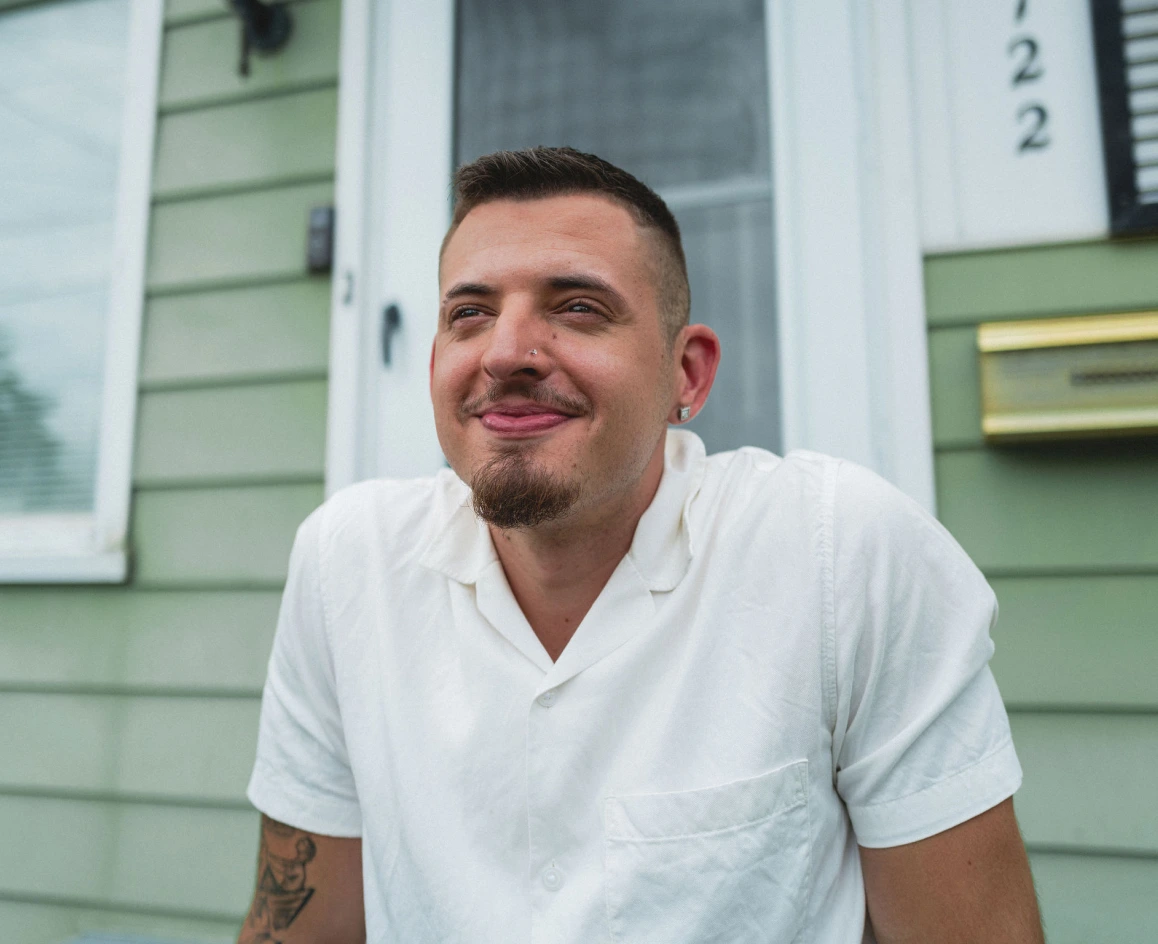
470 447 581 530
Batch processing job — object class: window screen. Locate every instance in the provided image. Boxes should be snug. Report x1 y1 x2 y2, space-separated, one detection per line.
1091 0 1158 235
0 0 131 515
455 0 779 453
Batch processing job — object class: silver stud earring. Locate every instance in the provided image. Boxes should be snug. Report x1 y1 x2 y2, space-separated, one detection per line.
528 349 537 356
678 406 691 422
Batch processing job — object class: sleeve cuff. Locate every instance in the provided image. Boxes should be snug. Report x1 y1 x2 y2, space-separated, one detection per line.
849 738 1023 848
247 759 363 838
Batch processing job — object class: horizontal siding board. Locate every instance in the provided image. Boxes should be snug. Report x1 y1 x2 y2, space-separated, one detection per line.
935 445 1158 572
146 183 334 290
1011 713 1158 853
1030 852 1158 944
990 575 1158 708
925 241 1158 327
0 589 277 691
0 900 238 944
153 88 337 198
0 795 256 917
0 694 258 803
132 483 322 585
164 0 227 26
161 0 339 104
135 380 327 483
141 279 329 385
928 325 983 448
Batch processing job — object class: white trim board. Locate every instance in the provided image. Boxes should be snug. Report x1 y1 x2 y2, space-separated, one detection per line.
0 0 163 583
769 0 935 510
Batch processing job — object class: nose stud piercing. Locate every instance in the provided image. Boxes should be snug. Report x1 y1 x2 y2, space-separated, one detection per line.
528 349 537 356
678 406 691 422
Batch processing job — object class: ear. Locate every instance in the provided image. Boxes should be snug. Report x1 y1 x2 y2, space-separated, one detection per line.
428 337 437 394
668 324 721 424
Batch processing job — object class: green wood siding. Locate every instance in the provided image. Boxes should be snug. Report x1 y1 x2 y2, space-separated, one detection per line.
159 0 339 110
134 380 327 484
0 589 277 693
141 280 330 387
0 694 258 803
935 447 1158 572
0 902 238 944
925 241 1158 327
1030 853 1158 944
3 0 339 937
153 88 338 199
147 182 334 291
1 796 256 917
990 576 1158 708
133 483 324 586
926 241 1158 937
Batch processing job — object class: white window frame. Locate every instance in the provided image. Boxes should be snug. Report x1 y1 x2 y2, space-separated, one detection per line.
0 0 163 583
327 0 937 513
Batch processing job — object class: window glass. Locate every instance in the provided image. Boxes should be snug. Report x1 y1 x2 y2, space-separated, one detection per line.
0 0 131 514
455 0 779 453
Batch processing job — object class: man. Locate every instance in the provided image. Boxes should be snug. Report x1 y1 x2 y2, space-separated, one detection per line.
241 147 1044 943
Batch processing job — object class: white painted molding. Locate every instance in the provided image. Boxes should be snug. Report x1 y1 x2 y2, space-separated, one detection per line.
769 0 936 511
325 0 372 496
1 0 162 583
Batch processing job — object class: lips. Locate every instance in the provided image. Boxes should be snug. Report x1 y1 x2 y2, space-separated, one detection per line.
479 407 574 434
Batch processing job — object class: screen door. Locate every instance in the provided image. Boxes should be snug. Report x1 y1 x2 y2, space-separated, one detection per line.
361 0 779 477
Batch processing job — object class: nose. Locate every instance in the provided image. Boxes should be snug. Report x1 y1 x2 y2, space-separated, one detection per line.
479 301 553 382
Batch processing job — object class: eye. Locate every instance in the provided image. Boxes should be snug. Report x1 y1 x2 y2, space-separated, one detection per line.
449 305 488 323
557 299 607 320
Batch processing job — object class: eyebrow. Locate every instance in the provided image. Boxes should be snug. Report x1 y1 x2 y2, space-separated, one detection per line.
546 274 628 309
442 282 496 303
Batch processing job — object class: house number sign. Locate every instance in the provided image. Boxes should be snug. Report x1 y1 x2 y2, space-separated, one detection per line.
1011 0 1051 152
912 0 1109 251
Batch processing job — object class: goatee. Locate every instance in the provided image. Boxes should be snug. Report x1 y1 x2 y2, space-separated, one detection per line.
471 447 580 530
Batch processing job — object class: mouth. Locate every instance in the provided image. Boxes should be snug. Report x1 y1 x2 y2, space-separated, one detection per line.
477 403 577 435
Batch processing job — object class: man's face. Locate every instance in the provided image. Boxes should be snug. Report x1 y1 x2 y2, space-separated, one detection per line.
431 193 676 528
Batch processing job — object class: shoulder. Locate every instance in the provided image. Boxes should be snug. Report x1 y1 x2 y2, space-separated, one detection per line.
697 444 839 520
828 458 971 577
308 470 470 572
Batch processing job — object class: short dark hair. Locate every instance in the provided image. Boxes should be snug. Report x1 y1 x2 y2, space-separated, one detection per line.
445 146 690 344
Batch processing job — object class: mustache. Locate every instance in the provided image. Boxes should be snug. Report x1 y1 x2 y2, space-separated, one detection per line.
459 380 591 419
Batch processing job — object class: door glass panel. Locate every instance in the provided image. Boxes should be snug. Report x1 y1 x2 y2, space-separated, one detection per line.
455 0 778 453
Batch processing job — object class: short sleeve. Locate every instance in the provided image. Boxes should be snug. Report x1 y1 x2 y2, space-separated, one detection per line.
246 508 362 837
830 461 1022 848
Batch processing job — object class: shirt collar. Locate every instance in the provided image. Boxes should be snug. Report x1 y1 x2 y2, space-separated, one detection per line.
419 428 706 592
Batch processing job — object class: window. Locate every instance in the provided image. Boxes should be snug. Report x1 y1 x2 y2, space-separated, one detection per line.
1091 0 1158 236
0 0 161 581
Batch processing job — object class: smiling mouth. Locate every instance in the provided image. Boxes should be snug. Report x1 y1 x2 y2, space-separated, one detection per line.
478 408 575 435
461 383 589 436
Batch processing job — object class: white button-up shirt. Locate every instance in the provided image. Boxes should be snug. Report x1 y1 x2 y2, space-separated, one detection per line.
248 431 1021 943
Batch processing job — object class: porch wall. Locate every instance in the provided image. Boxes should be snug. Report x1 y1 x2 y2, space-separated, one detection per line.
0 0 339 938
925 241 1158 944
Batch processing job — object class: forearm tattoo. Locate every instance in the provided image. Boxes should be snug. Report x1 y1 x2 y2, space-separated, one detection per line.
239 816 318 944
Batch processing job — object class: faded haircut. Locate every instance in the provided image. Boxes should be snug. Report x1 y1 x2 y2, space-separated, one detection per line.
443 146 691 345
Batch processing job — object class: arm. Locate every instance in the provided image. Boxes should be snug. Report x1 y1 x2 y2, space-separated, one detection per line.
860 798 1044 944
238 815 365 944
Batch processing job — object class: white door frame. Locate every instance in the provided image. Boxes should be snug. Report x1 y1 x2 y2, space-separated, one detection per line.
327 0 937 513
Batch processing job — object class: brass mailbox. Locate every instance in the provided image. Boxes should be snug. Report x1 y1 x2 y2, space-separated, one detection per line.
978 311 1158 441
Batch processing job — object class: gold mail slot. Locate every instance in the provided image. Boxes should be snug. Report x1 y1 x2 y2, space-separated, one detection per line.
978 311 1158 441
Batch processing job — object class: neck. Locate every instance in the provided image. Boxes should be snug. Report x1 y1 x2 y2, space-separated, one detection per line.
489 442 666 661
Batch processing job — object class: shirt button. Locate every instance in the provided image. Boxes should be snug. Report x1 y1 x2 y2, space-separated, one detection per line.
536 690 557 707
542 866 563 891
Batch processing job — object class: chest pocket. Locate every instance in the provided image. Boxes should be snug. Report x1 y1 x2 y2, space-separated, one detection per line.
603 759 811 944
